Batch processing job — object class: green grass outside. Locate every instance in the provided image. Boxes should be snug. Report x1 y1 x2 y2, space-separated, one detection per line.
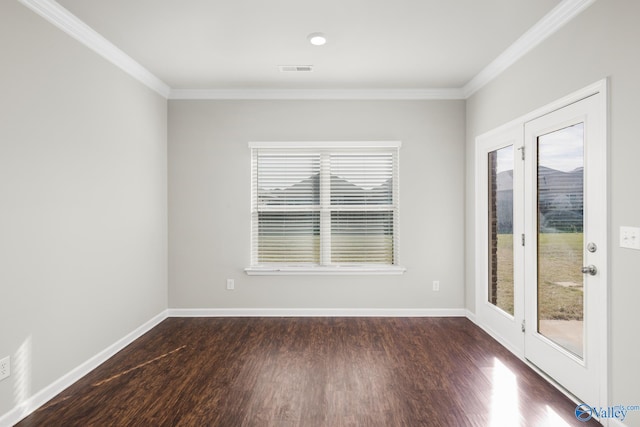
493 232 584 321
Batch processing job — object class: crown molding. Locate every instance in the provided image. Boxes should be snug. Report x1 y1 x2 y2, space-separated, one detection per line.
18 0 596 101
462 0 598 98
17 0 171 98
169 88 465 101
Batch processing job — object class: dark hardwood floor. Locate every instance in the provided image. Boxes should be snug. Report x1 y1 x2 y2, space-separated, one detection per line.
17 317 601 426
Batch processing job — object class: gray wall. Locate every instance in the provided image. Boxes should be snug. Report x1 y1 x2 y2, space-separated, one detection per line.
0 1 168 417
169 100 465 310
465 0 640 416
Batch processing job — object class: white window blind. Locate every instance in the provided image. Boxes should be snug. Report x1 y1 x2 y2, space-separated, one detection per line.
248 142 403 274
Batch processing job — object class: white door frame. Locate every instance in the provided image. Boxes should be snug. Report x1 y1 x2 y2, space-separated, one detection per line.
474 79 608 413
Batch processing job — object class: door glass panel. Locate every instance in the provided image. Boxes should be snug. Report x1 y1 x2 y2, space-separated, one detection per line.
488 146 514 315
537 123 584 358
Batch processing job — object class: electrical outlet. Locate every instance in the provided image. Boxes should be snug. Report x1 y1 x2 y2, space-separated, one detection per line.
0 356 10 381
226 279 235 290
433 280 440 292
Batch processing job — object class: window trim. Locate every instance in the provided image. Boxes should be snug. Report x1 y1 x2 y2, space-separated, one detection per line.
245 265 406 275
245 141 405 276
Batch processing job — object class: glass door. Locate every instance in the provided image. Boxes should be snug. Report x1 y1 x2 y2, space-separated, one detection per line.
476 82 607 411
475 125 524 354
524 93 606 407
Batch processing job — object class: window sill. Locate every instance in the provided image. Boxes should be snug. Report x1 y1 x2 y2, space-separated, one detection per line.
244 265 406 276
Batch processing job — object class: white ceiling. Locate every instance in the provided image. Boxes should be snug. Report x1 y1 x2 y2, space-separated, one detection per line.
51 0 565 94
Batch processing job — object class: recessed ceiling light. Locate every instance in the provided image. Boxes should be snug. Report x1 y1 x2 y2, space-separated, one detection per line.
307 32 327 46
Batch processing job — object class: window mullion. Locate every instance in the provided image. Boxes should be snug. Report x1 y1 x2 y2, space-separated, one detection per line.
320 152 331 265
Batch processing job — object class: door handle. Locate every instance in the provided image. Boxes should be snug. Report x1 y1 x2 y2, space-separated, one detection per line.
581 265 597 276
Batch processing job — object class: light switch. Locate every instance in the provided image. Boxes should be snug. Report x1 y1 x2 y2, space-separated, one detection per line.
620 226 640 250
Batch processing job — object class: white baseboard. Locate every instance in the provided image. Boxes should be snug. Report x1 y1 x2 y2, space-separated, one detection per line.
468 317 524 358
0 310 168 427
0 307 469 426
167 307 468 317
9 306 615 427
464 309 476 323
470 314 625 426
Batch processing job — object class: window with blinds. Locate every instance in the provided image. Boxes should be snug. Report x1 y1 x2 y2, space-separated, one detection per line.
248 142 403 274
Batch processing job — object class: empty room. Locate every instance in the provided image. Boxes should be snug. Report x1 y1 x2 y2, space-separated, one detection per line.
1 0 639 425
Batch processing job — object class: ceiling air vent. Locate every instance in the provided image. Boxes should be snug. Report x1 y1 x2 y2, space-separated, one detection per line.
279 65 314 72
